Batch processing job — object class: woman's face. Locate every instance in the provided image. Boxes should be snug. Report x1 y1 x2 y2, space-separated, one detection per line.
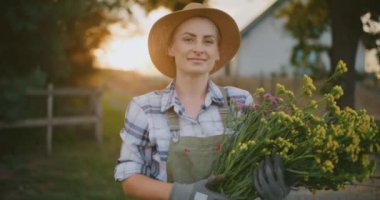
168 17 220 77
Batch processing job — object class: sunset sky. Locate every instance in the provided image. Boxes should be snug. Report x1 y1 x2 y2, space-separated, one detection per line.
93 0 277 75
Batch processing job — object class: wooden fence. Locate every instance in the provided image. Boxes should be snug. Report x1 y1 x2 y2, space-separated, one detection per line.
0 84 102 155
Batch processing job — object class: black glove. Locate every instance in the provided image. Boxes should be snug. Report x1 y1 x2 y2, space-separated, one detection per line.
253 155 290 200
169 175 228 200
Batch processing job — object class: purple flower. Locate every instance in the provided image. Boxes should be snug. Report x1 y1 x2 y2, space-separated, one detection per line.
263 93 279 104
251 104 261 110
231 97 245 109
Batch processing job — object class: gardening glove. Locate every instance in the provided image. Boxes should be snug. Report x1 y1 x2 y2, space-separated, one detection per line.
169 175 228 200
253 155 290 200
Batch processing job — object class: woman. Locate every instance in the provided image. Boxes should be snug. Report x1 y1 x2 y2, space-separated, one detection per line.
114 3 290 200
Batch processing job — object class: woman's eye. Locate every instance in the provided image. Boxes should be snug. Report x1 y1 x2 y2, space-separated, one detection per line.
205 40 215 44
183 37 193 42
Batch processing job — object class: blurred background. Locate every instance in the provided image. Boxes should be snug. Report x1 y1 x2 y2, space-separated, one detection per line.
0 0 379 199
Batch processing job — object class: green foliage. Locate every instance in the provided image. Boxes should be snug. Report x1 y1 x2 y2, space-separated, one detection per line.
0 69 46 121
0 0 116 120
0 0 113 84
276 0 330 78
0 0 207 121
136 0 206 12
276 0 329 40
276 0 380 78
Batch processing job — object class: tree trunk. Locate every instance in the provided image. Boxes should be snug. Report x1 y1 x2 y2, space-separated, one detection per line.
329 0 362 108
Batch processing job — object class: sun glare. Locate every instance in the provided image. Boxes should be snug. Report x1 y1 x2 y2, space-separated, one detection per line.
93 6 170 75
93 34 148 71
93 1 274 74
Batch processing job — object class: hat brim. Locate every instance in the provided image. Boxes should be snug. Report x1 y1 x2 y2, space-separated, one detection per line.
148 7 240 78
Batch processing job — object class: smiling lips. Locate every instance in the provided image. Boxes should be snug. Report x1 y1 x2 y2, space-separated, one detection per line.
187 57 206 63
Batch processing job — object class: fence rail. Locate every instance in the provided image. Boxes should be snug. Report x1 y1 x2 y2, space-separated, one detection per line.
0 83 102 155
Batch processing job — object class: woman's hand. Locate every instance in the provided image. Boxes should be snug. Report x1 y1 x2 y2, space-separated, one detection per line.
253 155 291 200
170 175 228 200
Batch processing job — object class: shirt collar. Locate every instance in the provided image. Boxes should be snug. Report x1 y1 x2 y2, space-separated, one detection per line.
160 79 225 113
160 80 178 112
207 80 225 107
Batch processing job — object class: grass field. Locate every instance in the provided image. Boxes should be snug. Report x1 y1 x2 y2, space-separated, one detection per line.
0 69 379 199
0 70 168 200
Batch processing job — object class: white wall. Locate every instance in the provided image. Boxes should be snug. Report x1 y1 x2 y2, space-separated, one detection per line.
237 15 296 77
232 9 366 77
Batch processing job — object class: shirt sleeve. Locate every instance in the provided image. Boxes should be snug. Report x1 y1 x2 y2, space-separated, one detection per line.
225 86 253 106
114 98 153 181
244 92 254 106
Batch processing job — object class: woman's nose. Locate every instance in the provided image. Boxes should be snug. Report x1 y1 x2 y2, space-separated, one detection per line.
193 49 204 55
192 43 205 55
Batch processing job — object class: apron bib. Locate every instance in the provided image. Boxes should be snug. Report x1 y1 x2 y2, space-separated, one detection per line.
166 87 229 183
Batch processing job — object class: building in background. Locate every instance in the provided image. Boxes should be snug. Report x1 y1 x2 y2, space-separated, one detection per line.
214 0 371 78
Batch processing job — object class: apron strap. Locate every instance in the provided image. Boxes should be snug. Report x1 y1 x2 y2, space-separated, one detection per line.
166 86 230 132
167 109 180 132
218 86 230 126
167 108 180 143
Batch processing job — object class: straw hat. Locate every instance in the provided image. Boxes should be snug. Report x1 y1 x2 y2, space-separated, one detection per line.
148 3 240 78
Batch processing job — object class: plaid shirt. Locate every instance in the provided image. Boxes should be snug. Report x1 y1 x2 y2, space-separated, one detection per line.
114 80 253 182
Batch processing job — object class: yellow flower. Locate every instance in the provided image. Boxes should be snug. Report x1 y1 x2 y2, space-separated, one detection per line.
335 60 348 75
312 137 323 146
239 143 248 151
345 144 360 162
256 87 265 94
376 144 380 153
247 140 256 145
352 135 360 145
324 94 334 104
285 90 295 100
357 115 371 133
307 100 318 110
275 84 286 95
322 160 334 173
326 136 339 151
302 75 316 97
331 124 344 136
315 125 326 138
260 118 268 125
261 148 270 156
362 154 370 167
331 86 344 99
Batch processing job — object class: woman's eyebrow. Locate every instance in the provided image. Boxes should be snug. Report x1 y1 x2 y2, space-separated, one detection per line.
204 35 217 39
181 32 217 38
182 32 196 37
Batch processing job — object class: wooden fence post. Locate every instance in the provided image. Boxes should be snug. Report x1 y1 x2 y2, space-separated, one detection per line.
94 88 102 144
0 85 103 154
47 83 53 155
270 74 276 94
292 75 299 95
259 72 264 89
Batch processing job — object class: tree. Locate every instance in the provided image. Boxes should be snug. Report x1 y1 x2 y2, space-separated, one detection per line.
0 0 112 84
134 0 205 12
277 0 380 108
0 0 112 120
0 0 205 120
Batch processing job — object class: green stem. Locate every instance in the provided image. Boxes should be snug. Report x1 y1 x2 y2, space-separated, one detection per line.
286 168 309 175
289 154 315 163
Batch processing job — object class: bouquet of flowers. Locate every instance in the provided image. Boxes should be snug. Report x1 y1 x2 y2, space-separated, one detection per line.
213 60 380 199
